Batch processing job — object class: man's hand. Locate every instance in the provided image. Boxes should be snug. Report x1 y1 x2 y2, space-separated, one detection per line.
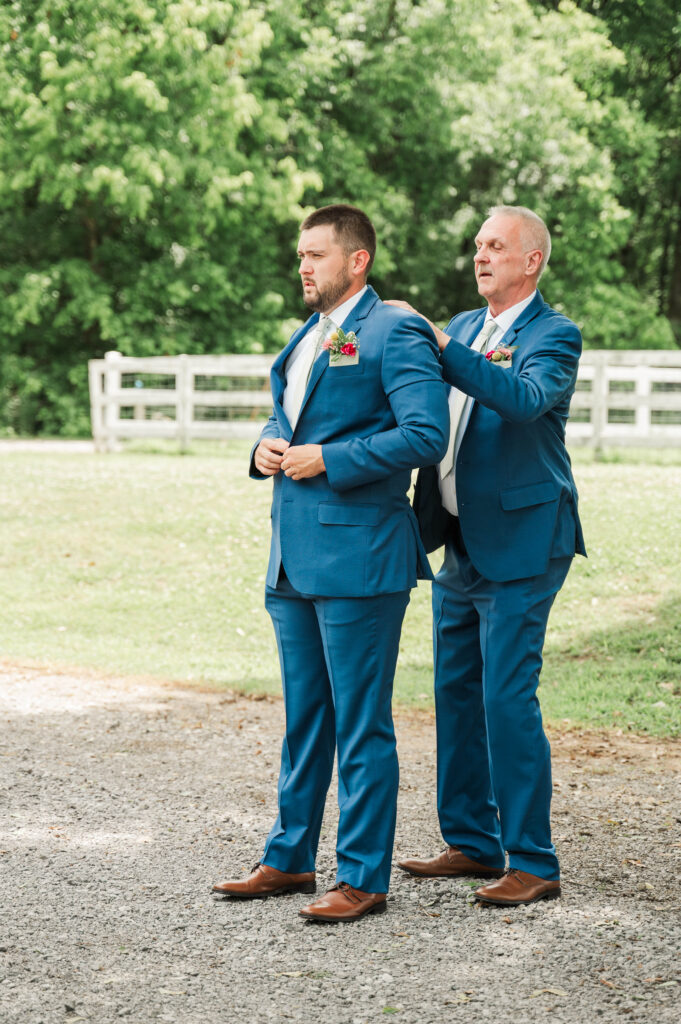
254 437 290 476
280 444 325 480
385 299 420 316
385 299 451 352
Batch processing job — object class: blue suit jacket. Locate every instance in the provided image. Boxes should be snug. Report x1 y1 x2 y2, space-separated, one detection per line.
251 286 449 597
413 290 586 582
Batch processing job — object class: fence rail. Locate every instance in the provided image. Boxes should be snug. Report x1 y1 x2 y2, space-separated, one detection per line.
88 349 681 452
567 350 681 448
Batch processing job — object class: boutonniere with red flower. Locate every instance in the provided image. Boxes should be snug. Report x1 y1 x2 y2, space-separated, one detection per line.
485 345 517 366
323 326 360 365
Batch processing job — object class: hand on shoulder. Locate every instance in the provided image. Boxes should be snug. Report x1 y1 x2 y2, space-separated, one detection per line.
384 300 450 352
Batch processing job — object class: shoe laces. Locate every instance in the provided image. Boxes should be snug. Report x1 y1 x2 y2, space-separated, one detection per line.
332 882 363 904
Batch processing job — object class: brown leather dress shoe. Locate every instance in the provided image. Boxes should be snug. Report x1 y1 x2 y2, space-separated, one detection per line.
474 869 561 906
299 883 387 922
212 862 315 899
397 846 504 879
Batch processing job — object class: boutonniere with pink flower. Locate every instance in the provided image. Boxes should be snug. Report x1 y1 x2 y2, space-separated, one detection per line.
485 345 517 366
323 326 360 366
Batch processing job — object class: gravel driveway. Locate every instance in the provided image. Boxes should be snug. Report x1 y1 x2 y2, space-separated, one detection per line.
1 663 679 1024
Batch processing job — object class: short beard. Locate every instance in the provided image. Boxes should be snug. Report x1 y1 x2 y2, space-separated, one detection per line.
304 268 353 313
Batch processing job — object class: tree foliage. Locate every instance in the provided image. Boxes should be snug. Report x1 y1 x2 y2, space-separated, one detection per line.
535 0 681 342
0 0 677 435
0 0 318 433
268 0 670 344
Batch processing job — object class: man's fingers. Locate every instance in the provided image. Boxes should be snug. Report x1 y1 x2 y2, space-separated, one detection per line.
255 437 290 475
385 299 417 313
279 444 324 480
264 438 290 455
281 453 302 478
255 443 288 475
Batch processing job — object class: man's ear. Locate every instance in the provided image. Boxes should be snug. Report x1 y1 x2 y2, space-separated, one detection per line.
350 249 371 277
526 249 543 276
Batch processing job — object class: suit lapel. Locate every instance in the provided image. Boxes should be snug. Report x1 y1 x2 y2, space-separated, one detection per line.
465 292 546 430
270 314 319 436
462 291 545 350
338 284 379 334
297 286 380 422
497 290 545 347
464 311 488 346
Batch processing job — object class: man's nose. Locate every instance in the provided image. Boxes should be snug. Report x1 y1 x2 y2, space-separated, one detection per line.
299 257 312 275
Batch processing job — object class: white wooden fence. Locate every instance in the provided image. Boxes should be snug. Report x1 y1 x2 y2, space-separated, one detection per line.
567 351 681 448
88 349 681 452
88 351 276 451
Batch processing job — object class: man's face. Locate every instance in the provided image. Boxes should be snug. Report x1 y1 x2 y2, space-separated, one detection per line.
297 224 354 313
473 214 535 313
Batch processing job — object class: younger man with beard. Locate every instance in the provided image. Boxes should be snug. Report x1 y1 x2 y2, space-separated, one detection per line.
212 204 449 922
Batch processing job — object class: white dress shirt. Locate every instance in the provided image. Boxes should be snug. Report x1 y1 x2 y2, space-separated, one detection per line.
282 286 367 429
440 291 536 516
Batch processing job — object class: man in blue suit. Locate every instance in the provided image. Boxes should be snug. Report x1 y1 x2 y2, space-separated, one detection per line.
212 204 449 921
394 206 586 906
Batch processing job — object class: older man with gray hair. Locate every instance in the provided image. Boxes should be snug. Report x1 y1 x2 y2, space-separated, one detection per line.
390 205 586 906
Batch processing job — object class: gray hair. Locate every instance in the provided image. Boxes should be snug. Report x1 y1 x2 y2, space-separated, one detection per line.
486 205 551 278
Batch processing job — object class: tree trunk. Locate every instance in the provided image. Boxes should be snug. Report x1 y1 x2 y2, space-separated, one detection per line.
666 204 681 348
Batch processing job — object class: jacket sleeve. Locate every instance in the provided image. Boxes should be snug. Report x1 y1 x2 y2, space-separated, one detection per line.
249 409 280 479
322 315 450 492
440 314 582 423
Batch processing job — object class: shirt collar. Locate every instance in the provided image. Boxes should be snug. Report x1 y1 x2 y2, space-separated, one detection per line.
485 290 537 335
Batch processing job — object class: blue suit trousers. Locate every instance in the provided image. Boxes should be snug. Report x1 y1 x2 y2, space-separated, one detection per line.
433 540 572 880
262 575 410 893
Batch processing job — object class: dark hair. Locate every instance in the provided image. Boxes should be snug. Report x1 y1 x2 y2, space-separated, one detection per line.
300 204 376 271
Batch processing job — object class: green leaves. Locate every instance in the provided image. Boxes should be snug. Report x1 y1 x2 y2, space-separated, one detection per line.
0 0 675 435
0 0 311 433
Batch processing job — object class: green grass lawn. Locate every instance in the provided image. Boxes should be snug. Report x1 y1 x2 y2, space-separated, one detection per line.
1 444 679 736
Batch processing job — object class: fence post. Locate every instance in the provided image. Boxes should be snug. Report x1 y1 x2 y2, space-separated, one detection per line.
103 351 123 453
176 354 192 450
635 363 652 439
589 352 608 455
88 361 105 452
